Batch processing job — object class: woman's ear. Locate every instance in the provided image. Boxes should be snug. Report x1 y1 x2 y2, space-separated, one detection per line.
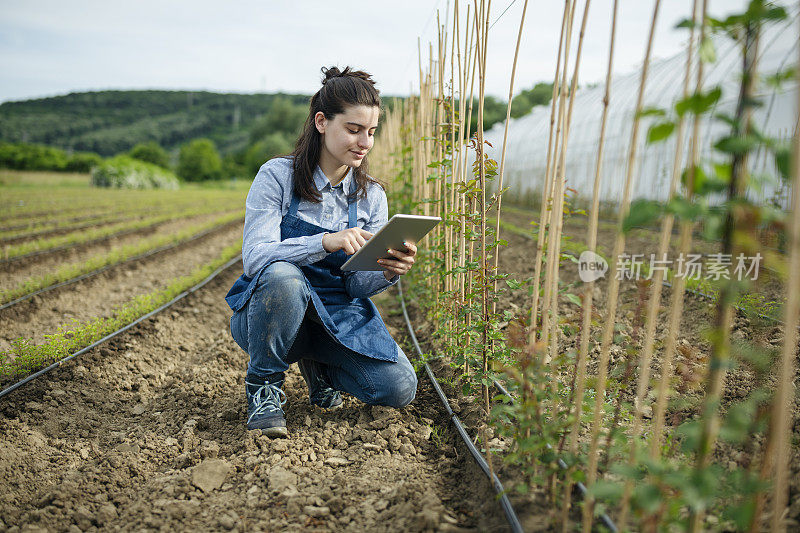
314 112 327 134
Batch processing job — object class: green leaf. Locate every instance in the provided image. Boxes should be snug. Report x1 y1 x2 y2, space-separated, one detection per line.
647 121 675 144
699 36 717 63
774 144 791 182
505 279 522 290
680 164 709 193
622 199 663 233
636 106 667 118
714 134 761 155
675 86 722 116
666 196 705 221
564 293 582 306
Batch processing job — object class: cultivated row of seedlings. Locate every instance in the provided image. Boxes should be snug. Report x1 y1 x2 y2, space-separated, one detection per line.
0 183 247 385
372 0 800 530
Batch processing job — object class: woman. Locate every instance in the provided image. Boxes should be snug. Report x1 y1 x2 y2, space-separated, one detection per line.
225 66 418 438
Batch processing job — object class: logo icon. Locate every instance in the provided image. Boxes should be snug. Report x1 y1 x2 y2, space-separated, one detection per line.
578 250 608 283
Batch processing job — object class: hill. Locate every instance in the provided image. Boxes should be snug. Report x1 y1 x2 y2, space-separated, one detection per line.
0 90 310 156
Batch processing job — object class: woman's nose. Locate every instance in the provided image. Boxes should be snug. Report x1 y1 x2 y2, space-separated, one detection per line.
357 133 371 149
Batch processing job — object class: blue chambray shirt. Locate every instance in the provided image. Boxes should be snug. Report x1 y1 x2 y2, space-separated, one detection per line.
241 156 398 300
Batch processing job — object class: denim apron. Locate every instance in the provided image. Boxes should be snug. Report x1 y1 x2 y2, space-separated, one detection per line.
225 183 398 363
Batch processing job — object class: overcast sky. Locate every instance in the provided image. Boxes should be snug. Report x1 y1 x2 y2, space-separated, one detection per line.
0 0 753 104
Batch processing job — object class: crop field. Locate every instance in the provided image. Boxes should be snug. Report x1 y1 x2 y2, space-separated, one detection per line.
369 0 800 531
1 0 799 532
0 171 514 532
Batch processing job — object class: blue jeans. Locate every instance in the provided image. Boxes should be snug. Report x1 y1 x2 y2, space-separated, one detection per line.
230 262 417 408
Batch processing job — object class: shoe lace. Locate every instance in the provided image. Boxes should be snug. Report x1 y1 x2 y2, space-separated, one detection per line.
245 381 287 424
313 386 340 406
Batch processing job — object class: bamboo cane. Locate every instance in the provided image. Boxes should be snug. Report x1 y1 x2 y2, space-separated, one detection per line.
649 0 708 460
581 2 661 531
559 1 618 529
768 12 800 529
491 0 530 320
527 0 570 350
617 0 699 528
539 0 577 361
688 17 761 533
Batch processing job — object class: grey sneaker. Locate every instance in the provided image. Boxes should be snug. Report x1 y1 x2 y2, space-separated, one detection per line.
297 359 342 409
246 377 288 438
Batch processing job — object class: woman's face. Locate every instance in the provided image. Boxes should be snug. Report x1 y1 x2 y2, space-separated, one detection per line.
315 105 379 169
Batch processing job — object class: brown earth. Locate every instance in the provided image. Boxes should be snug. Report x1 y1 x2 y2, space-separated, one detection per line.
408 208 800 529
0 221 243 351
0 263 513 532
0 210 241 294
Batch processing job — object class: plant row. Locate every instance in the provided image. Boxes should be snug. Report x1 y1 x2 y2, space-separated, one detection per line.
0 240 242 381
374 1 799 531
2 203 241 261
0 210 244 306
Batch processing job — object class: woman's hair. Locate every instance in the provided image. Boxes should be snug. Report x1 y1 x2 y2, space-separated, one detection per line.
290 66 382 203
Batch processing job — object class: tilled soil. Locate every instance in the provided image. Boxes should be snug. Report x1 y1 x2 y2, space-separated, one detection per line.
483 210 800 525
0 221 243 351
0 265 509 533
0 210 240 287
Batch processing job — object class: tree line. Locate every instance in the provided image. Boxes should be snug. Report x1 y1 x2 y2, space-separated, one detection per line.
0 84 553 182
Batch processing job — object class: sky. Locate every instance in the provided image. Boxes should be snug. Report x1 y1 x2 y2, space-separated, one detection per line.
0 0 753 104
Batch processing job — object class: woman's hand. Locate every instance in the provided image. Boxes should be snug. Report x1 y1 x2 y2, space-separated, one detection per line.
322 228 374 255
378 242 417 279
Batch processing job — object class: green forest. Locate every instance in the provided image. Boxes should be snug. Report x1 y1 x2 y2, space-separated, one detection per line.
0 84 551 182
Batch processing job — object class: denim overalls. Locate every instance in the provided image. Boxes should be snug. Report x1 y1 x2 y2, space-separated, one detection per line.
226 181 417 407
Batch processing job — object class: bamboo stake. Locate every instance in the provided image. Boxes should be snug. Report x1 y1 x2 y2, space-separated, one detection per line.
447 3 458 336
650 0 708 458
688 16 761 533
560 0 618 529
491 0 530 318
539 0 577 361
617 0 699 527
528 0 571 350
768 12 800 529
546 0 591 368
581 2 661 531
463 13 479 375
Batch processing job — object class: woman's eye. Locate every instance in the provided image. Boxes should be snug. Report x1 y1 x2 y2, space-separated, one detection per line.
347 129 358 134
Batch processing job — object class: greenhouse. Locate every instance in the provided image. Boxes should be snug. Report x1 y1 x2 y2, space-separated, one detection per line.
485 12 799 209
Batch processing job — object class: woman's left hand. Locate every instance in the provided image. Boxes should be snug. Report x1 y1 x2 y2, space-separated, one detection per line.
379 242 417 279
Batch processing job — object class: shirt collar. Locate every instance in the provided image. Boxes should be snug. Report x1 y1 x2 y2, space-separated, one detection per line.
314 165 353 193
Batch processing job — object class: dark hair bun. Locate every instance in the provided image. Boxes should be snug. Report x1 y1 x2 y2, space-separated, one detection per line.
320 66 376 87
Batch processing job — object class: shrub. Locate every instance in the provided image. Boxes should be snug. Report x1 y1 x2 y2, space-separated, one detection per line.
244 133 293 174
177 138 222 181
65 152 104 172
91 155 179 189
0 142 68 170
129 141 171 169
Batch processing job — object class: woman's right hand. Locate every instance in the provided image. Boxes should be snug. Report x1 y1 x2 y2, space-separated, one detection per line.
322 228 374 255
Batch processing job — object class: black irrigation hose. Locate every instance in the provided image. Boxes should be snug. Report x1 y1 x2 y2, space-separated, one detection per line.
488 381 619 531
0 254 242 401
398 279 620 533
0 217 243 312
396 279 524 533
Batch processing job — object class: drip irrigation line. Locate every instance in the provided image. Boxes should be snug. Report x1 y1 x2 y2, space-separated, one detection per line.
397 279 523 533
397 279 619 532
0 217 243 312
0 255 242 401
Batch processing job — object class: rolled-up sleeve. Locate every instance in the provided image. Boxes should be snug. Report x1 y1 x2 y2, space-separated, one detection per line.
242 163 329 277
344 186 399 299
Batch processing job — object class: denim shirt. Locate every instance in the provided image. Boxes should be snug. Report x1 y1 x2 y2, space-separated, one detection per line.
238 157 398 302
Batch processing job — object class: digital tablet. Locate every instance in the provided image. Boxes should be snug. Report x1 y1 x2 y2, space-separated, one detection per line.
340 214 441 271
